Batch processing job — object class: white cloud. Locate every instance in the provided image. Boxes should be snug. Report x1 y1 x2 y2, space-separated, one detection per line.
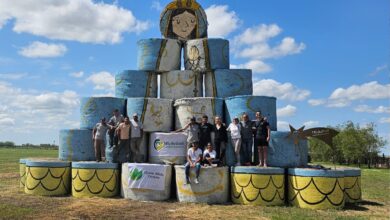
369 64 388 76
205 5 240 37
354 105 390 114
329 81 390 102
303 120 320 128
19 41 67 58
86 71 115 91
151 1 163 11
308 99 326 106
0 80 79 131
0 73 28 80
277 105 297 117
0 0 149 44
70 71 84 78
277 121 290 131
253 79 311 101
231 60 272 74
379 117 390 124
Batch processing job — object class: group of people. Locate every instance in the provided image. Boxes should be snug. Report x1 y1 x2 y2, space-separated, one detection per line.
92 109 144 163
175 112 271 185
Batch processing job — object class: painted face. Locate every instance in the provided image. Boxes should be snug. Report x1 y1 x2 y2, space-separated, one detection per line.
172 11 196 39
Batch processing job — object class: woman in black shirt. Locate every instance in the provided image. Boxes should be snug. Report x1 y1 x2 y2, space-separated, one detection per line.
213 116 228 166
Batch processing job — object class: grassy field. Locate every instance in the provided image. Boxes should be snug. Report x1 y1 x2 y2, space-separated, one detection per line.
0 147 389 220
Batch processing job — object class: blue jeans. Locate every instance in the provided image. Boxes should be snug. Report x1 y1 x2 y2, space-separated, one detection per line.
241 138 253 164
185 162 201 179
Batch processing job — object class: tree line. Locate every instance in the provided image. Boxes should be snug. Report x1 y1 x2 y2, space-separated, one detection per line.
309 121 388 168
0 141 58 149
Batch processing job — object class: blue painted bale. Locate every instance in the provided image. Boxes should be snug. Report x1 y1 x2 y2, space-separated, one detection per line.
137 38 181 72
224 95 277 131
205 69 253 98
59 129 95 161
115 70 158 98
80 97 126 129
184 38 229 71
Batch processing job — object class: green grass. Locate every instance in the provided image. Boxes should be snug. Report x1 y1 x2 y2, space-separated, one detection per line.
0 147 389 219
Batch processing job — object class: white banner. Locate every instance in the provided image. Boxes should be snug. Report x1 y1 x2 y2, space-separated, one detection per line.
149 132 187 157
128 164 167 190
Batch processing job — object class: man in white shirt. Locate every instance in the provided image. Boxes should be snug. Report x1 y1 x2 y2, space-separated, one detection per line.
202 143 219 166
130 113 144 162
184 142 202 184
92 117 110 162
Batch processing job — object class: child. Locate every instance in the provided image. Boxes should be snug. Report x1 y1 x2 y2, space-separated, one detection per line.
184 141 202 184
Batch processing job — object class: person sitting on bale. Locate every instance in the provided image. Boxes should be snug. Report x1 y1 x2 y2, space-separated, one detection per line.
184 141 202 185
202 143 219 167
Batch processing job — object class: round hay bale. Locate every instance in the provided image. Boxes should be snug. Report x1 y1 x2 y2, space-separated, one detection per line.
25 160 71 196
121 163 172 201
288 168 345 209
80 97 126 129
115 70 158 98
149 132 187 165
71 162 119 198
126 98 173 132
184 38 229 71
160 70 203 100
19 158 28 189
231 166 285 206
205 69 253 98
224 95 277 131
137 38 181 71
174 97 223 129
59 129 95 161
175 166 229 204
342 168 361 203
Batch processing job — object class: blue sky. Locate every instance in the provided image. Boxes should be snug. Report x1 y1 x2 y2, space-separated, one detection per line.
0 0 389 154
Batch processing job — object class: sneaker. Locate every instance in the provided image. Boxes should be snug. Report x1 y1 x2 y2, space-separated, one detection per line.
184 178 191 185
195 178 199 184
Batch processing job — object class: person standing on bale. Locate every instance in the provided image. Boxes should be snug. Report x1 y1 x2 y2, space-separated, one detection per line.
240 113 254 166
227 117 242 166
184 142 202 185
108 109 124 147
92 117 110 162
130 113 143 163
198 115 213 151
254 111 271 167
175 116 200 150
117 116 131 163
213 116 228 166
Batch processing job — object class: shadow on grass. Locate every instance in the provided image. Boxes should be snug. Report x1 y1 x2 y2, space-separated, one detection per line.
344 200 384 211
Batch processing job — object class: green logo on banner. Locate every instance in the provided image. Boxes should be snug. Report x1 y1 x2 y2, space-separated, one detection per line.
129 168 143 181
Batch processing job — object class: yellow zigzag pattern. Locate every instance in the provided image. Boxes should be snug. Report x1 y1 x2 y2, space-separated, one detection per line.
288 175 345 209
72 168 119 198
25 167 70 196
231 173 285 206
344 176 361 203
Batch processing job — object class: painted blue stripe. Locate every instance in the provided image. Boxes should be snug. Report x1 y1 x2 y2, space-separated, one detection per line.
72 162 118 169
224 95 277 101
26 160 71 167
231 166 285 174
341 168 361 177
288 168 344 177
19 158 28 164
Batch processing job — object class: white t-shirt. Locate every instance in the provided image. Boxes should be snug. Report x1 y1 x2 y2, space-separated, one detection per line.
203 149 216 159
130 119 143 138
227 123 241 139
187 148 203 162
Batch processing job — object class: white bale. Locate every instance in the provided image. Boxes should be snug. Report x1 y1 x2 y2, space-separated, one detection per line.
160 70 203 100
121 163 172 201
149 132 187 164
175 166 229 204
174 98 223 129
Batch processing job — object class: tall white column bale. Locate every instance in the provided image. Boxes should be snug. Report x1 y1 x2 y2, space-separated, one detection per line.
137 38 182 72
160 70 203 100
149 132 187 165
115 70 158 98
205 69 253 98
121 163 172 201
80 97 126 129
184 38 229 71
127 98 173 132
174 98 223 129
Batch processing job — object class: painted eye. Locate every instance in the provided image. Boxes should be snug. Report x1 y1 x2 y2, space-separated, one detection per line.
177 20 180 24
